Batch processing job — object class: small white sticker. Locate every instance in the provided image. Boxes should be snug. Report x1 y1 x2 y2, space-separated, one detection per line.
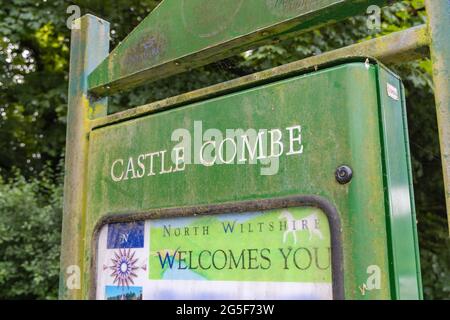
387 83 399 101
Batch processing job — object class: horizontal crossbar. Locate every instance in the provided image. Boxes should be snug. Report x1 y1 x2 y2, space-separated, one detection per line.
90 25 429 130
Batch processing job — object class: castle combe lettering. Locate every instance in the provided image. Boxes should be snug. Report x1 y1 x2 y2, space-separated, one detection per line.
110 122 304 181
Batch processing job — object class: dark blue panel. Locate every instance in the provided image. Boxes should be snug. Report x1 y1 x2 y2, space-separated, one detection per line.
107 221 144 249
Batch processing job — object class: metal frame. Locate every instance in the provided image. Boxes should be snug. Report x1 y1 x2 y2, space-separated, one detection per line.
60 0 450 299
88 195 344 300
87 0 394 96
425 0 450 233
90 26 429 130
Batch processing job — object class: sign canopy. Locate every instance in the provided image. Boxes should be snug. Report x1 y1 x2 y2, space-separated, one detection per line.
87 0 391 95
61 0 450 301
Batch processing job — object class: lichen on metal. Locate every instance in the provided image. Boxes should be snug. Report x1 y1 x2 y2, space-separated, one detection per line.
425 0 450 231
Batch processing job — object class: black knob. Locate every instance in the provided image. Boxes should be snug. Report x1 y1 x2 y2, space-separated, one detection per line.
335 165 353 184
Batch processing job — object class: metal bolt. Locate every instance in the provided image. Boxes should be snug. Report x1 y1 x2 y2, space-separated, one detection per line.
335 165 353 184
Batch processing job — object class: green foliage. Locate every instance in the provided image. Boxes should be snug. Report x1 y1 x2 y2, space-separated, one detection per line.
0 0 448 299
0 168 63 299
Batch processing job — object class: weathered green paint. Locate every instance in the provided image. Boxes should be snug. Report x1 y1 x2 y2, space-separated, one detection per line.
59 15 109 300
425 0 450 232
377 68 422 299
80 62 421 299
87 0 397 96
90 26 429 131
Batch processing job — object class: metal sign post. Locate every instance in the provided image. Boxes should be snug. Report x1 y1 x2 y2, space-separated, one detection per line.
60 0 449 300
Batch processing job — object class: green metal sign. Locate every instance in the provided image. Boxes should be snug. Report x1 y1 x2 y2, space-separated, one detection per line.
87 0 393 95
61 0 450 301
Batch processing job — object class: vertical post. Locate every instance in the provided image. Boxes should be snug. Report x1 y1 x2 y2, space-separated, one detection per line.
59 15 109 299
425 0 450 232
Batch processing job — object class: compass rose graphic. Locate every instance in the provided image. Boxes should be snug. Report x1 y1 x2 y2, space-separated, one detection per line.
107 248 140 287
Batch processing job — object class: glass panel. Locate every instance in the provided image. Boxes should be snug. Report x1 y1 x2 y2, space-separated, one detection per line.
96 206 332 300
